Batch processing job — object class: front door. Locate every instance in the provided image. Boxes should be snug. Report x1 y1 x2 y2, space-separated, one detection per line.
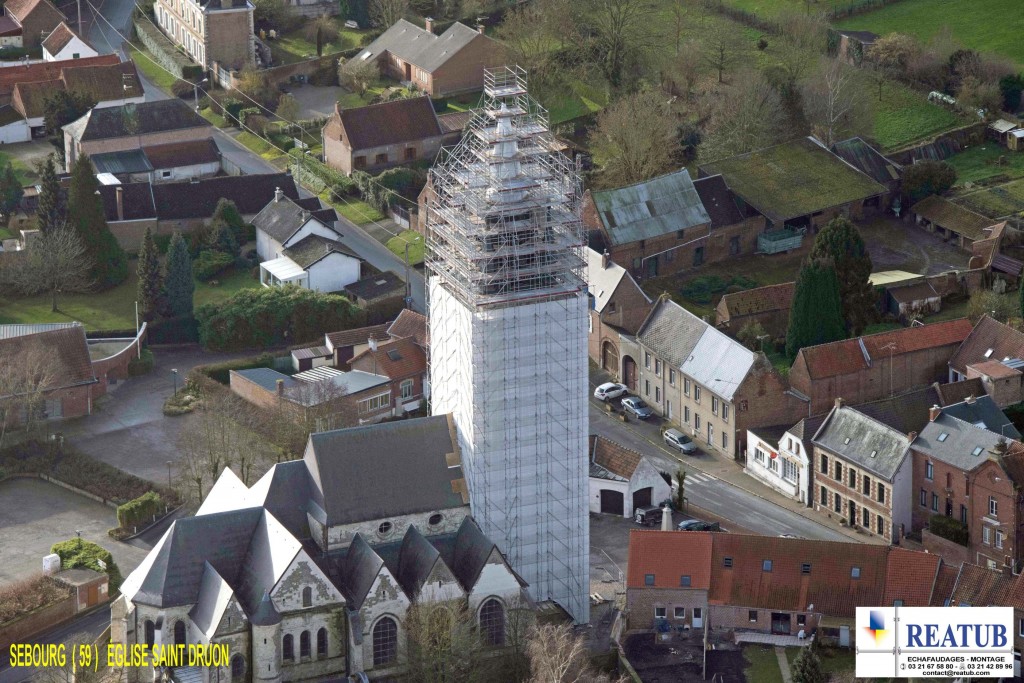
839 625 850 647
633 487 652 512
404 62 412 81
771 613 791 635
600 489 624 516
692 607 703 628
849 500 856 527
602 341 619 376
623 356 638 392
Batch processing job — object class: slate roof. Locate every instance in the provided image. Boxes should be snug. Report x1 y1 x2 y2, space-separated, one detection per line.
718 282 794 317
245 461 316 540
0 53 118 97
303 415 467 526
344 271 405 302
143 139 220 169
351 19 490 73
97 182 157 220
90 148 153 175
692 174 747 228
699 137 886 223
338 534 384 608
853 385 943 435
0 324 96 394
836 30 878 43
150 173 300 220
912 412 1013 472
387 309 428 347
591 169 711 246
587 247 628 314
4 0 65 26
0 15 19 36
325 323 390 350
65 99 209 142
41 21 77 55
942 396 1020 438
813 405 911 480
252 193 329 244
831 137 901 186
638 299 755 400
325 96 442 150
283 234 359 269
951 563 1024 609
796 319 973 380
911 195 994 241
590 435 644 480
349 336 425 380
627 530 713 590
394 525 442 598
949 315 1024 375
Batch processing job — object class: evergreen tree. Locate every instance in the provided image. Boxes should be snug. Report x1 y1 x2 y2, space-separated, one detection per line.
211 198 247 245
786 258 846 361
810 217 875 335
36 155 65 235
163 232 194 319
207 219 239 256
0 162 23 218
68 153 127 288
790 641 826 683
136 227 162 321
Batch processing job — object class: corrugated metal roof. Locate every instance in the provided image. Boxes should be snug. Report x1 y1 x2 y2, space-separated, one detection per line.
91 148 154 175
681 326 755 401
869 270 922 287
592 168 710 246
989 119 1019 134
0 322 79 339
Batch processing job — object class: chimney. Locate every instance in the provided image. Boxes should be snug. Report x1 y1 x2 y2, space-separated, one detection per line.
834 397 844 410
929 404 941 422
908 431 918 442
965 394 976 405
476 23 485 34
369 337 378 352
274 187 283 203
424 17 434 34
660 504 672 532
115 185 124 221
601 249 610 269
276 379 284 396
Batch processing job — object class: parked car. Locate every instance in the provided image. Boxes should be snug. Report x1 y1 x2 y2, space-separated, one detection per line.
663 428 697 454
677 519 721 532
634 505 666 527
594 382 627 401
621 396 654 419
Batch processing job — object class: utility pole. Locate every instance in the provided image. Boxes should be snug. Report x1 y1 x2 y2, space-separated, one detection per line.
404 241 411 309
77 0 82 37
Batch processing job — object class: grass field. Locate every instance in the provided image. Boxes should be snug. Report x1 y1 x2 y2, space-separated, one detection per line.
386 230 424 265
837 0 1024 66
946 145 1024 186
784 647 855 678
871 82 967 150
743 646 783 683
272 20 371 65
129 47 178 90
0 265 260 331
327 195 386 225
542 80 610 125
954 178 1024 218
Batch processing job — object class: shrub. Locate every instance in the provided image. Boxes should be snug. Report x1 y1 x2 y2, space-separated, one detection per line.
680 275 757 305
929 513 968 546
171 79 194 99
193 250 234 281
127 348 155 376
194 353 277 384
903 160 957 202
51 539 123 593
116 491 164 530
196 286 366 350
153 233 172 254
0 575 70 625
147 315 199 344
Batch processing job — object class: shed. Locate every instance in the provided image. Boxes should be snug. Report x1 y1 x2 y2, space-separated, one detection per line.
587 435 671 519
1008 129 1024 152
54 568 108 612
988 119 1019 145
886 281 941 318
291 345 331 372
911 195 994 250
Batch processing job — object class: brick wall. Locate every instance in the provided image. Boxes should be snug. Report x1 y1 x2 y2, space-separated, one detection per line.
0 594 75 650
75 128 212 167
428 34 505 97
716 304 789 340
712 605 819 635
91 328 147 388
966 365 1022 407
922 528 971 567
814 445 895 542
624 588 708 632
205 8 254 70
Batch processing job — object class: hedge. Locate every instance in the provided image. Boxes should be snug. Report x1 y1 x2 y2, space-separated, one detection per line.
195 286 366 351
194 353 277 385
0 575 70 625
127 348 155 376
194 250 234 281
929 514 968 546
116 491 163 530
51 539 123 594
133 19 203 81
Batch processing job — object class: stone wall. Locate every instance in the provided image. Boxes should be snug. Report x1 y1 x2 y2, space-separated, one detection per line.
922 528 971 566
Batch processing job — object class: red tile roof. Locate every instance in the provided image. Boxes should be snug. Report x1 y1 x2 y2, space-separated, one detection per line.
590 435 644 479
719 282 794 317
627 530 713 590
0 53 119 97
0 325 95 392
966 359 1022 379
951 563 1024 609
41 21 75 55
882 547 941 606
324 323 390 349
4 0 65 25
387 309 428 347
949 315 1024 375
929 563 959 606
325 95 442 151
798 319 973 380
348 336 426 380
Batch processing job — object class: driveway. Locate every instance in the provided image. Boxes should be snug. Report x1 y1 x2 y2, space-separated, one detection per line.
289 85 346 118
859 215 970 276
59 346 248 484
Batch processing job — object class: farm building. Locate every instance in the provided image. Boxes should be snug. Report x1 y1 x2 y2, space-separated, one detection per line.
831 137 902 207
885 281 941 318
988 119 1020 145
911 195 995 250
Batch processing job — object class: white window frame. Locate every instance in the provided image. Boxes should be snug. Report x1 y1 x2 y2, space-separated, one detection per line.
674 607 686 619
989 496 998 517
400 379 414 400
983 526 991 545
654 607 666 619
358 391 391 414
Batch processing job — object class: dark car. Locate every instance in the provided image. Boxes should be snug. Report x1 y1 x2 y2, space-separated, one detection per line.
634 505 666 527
677 519 721 532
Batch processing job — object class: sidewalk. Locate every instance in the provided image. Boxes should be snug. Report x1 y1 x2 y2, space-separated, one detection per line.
588 364 883 545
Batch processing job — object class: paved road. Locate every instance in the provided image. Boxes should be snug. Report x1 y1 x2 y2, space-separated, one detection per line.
0 606 111 683
588 401 850 542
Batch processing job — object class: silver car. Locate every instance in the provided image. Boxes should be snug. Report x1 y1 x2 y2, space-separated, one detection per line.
622 397 654 419
663 428 697 454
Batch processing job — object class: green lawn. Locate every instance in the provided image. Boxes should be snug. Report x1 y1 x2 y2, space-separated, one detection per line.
0 263 260 332
871 82 968 151
386 230 424 265
199 107 229 128
954 178 1024 218
837 0 1024 67
541 80 610 125
332 197 385 225
946 145 1024 186
743 646 783 683
722 0 806 18
784 646 856 678
337 81 418 110
0 226 14 240
272 21 372 65
129 47 178 91
235 131 287 161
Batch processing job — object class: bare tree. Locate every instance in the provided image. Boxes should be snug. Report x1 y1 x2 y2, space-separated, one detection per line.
526 623 626 683
802 58 871 147
497 1 564 90
702 21 738 84
667 41 701 97
341 58 380 97
369 0 408 28
699 69 786 162
0 346 62 447
405 599 493 683
289 378 353 436
31 640 106 683
585 0 656 89
6 224 92 312
589 89 678 188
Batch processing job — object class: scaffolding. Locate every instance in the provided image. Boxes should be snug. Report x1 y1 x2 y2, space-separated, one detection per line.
427 66 590 623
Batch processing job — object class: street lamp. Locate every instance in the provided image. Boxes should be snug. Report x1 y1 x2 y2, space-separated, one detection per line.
166 460 172 488
75 529 82 547
193 77 209 112
171 368 179 396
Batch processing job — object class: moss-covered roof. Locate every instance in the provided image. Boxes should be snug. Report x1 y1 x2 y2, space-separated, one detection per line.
699 137 886 223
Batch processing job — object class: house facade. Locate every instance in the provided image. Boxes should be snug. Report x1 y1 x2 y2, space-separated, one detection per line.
949 315 1024 407
636 299 805 461
3 0 65 48
588 435 671 519
812 401 913 543
910 408 1024 573
347 336 428 412
585 247 652 384
153 0 254 70
745 420 819 507
42 22 96 61
789 319 975 415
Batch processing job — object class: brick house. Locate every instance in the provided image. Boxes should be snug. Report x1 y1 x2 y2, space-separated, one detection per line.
3 0 65 48
715 282 794 341
911 195 996 252
346 19 504 97
625 531 947 644
63 99 213 171
948 315 1024 407
153 0 254 70
588 435 671 519
585 247 652 384
812 400 913 543
322 96 449 175
636 299 805 461
910 407 1024 573
789 319 975 415
348 336 427 412
950 563 1024 678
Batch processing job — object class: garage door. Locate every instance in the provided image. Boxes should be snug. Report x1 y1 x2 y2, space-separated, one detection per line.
633 487 652 511
599 489 624 516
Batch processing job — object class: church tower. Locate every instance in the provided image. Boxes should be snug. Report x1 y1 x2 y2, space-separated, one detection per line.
427 66 589 622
